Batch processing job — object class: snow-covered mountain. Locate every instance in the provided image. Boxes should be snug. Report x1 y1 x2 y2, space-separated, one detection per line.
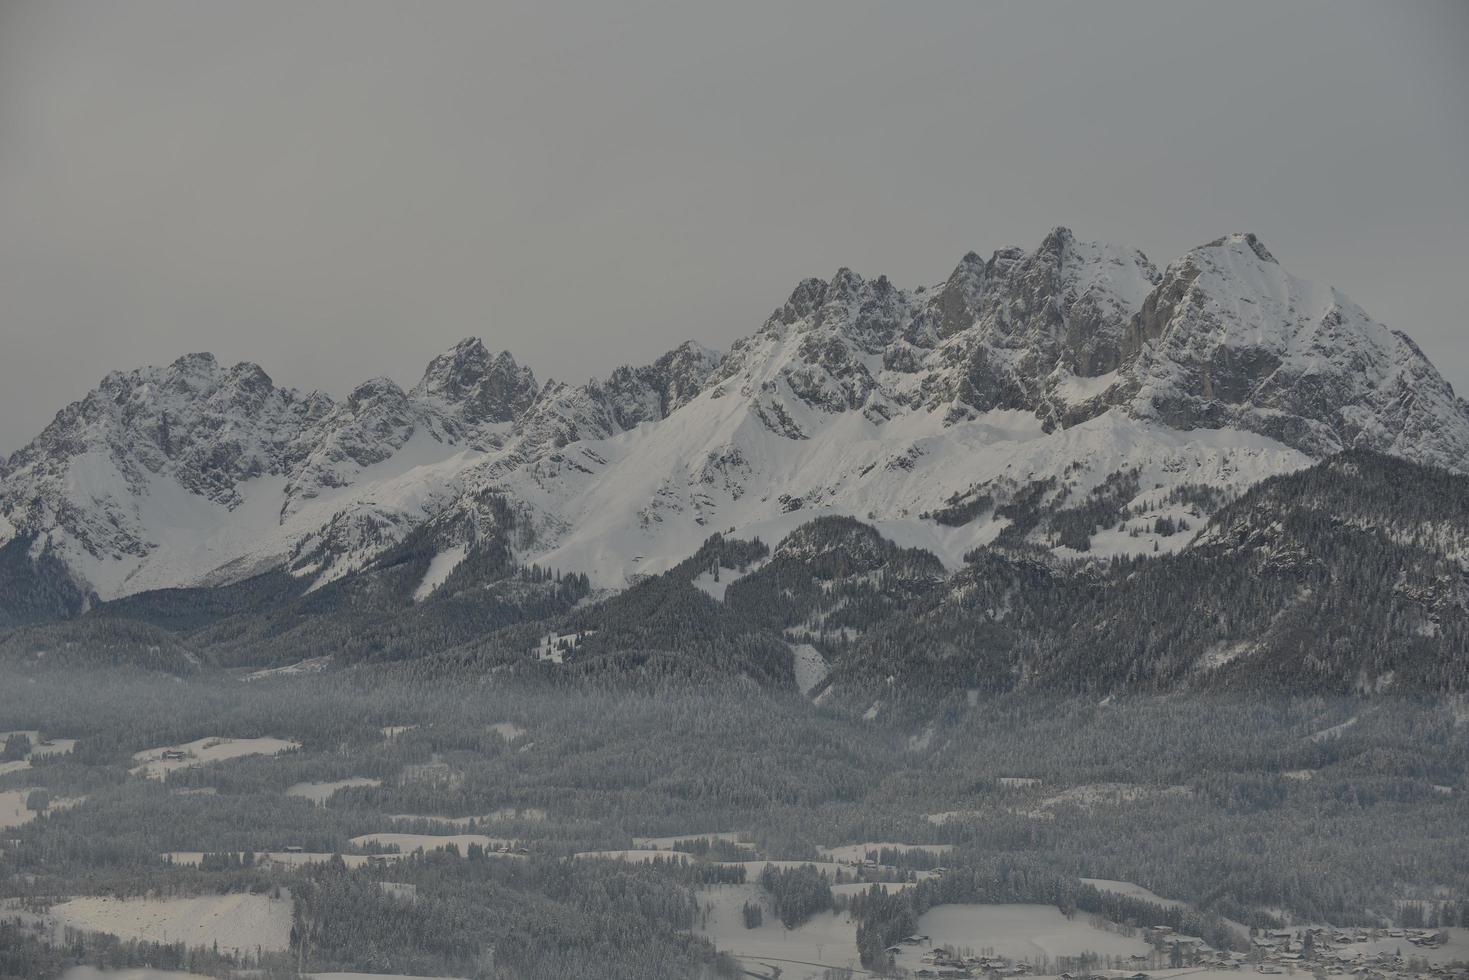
3 228 1466 611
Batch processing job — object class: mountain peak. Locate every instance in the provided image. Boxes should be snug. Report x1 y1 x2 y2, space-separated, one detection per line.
413 339 538 425
1199 232 1277 264
1039 225 1076 255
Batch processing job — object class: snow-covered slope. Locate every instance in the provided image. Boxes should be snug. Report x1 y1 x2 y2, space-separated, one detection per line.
3 228 1465 605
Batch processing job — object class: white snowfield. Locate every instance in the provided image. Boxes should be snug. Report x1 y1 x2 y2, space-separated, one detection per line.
790 644 831 697
131 736 301 779
890 903 1151 971
47 892 293 954
412 543 468 601
1079 877 1186 908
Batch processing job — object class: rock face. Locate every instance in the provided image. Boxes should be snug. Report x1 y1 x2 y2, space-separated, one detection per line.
1113 233 1469 470
3 227 1467 608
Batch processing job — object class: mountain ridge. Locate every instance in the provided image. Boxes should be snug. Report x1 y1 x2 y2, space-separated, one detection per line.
2 228 1465 613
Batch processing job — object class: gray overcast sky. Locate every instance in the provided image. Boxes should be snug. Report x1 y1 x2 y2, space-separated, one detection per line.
1 1 1466 454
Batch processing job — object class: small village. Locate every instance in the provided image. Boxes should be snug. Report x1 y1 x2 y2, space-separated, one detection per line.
892 923 1467 980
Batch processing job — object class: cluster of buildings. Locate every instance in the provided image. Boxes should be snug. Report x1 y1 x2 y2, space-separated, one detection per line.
885 939 1052 980
885 924 1464 980
1246 926 1458 978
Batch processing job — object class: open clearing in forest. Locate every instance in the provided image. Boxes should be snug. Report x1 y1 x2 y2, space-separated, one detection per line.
47 892 293 954
831 880 915 897
350 832 520 855
285 777 381 803
574 849 689 864
889 903 1151 973
633 830 752 850
131 736 300 779
717 859 847 878
61 968 218 980
0 788 84 829
388 808 547 827
695 882 862 980
819 841 954 864
0 730 78 758
164 850 402 869
1079 877 1186 908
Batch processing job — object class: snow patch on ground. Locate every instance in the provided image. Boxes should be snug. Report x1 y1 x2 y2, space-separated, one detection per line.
165 851 401 870
285 777 381 804
413 544 468 601
694 882 862 979
131 736 300 779
490 722 526 741
1307 715 1359 742
350 833 518 855
0 789 85 829
633 831 752 850
47 892 293 954
819 842 954 864
242 657 330 681
790 644 830 696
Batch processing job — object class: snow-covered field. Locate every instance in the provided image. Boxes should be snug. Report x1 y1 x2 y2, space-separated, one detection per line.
1031 782 1192 814
61 968 218 980
47 892 293 954
819 841 953 864
489 722 526 741
286 777 381 804
716 859 848 879
1079 878 1185 908
632 831 752 850
0 730 78 758
0 788 85 829
387 808 547 827
575 849 688 864
531 630 593 664
889 903 1151 972
0 731 78 780
831 880 915 897
350 832 518 855
131 736 300 779
694 882 862 980
165 851 402 869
